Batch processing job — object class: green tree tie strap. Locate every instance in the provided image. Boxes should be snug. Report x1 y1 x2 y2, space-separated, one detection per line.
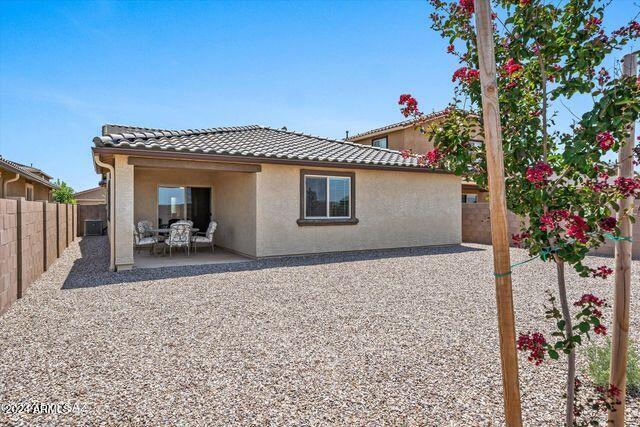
493 247 558 278
604 233 632 242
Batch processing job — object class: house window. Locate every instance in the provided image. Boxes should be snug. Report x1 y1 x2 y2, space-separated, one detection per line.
25 184 34 201
298 170 358 226
462 193 478 203
372 136 388 149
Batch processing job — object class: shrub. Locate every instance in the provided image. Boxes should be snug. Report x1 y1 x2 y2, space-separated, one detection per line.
586 338 640 391
52 180 76 204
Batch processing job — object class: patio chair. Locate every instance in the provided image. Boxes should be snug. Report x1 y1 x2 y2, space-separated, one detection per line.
136 220 153 237
192 221 217 253
164 222 192 256
176 219 194 227
133 227 158 254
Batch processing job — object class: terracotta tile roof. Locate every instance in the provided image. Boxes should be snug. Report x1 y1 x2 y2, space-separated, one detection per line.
93 124 441 170
0 156 57 188
347 110 450 141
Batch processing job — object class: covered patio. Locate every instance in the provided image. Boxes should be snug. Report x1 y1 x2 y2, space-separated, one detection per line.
133 246 252 269
94 151 260 270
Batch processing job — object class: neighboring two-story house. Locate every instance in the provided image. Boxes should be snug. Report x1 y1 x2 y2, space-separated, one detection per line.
347 111 489 203
0 156 56 201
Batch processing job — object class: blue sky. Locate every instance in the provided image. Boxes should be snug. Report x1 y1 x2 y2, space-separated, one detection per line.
0 0 637 191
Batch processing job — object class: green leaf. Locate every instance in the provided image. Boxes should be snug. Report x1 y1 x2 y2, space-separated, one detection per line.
548 349 560 360
579 322 590 333
557 320 566 330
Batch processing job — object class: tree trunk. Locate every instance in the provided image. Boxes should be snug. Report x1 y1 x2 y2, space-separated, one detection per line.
555 257 575 426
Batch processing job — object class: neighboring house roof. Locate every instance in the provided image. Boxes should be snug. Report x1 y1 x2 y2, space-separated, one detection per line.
11 161 53 180
347 110 450 141
93 124 446 171
74 186 106 197
0 156 57 188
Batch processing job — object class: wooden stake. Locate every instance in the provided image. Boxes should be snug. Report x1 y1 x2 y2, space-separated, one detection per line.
474 1 523 425
608 51 637 426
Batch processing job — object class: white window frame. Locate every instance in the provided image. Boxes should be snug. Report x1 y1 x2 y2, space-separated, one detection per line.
25 183 34 201
303 175 351 220
462 193 478 204
372 136 388 149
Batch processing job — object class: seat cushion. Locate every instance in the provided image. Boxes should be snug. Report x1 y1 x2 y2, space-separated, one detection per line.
192 236 211 244
138 237 157 245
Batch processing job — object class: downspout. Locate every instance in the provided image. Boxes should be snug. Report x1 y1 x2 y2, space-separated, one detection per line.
3 172 20 197
93 155 116 271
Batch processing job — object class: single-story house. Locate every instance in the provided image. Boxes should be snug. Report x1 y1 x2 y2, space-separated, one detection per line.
92 124 462 271
74 186 107 205
0 156 56 201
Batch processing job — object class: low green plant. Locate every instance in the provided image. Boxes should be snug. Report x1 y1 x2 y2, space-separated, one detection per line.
586 338 640 391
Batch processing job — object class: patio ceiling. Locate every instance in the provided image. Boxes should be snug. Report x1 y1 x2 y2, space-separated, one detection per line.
127 156 261 173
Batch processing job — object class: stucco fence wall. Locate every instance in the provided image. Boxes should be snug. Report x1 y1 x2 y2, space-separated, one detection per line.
0 198 77 316
462 202 639 259
76 204 107 237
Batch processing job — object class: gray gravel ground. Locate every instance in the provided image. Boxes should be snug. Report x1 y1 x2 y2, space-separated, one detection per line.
1 236 638 426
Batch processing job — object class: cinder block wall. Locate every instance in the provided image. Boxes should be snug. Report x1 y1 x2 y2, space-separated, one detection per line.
0 198 77 316
66 205 73 247
17 200 45 297
0 199 18 315
462 203 523 245
57 203 67 256
45 203 57 269
462 202 639 259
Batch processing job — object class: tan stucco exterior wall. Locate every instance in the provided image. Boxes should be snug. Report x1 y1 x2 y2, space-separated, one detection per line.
255 164 461 257
114 155 134 270
211 172 257 257
133 167 257 257
116 158 460 263
0 168 52 201
74 187 106 205
352 122 442 154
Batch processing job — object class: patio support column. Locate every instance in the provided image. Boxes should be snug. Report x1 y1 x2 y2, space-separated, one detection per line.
114 154 134 270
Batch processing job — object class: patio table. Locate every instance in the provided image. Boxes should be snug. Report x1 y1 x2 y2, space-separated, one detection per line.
148 227 199 256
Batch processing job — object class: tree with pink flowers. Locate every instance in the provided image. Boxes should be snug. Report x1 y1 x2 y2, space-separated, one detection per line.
399 0 639 425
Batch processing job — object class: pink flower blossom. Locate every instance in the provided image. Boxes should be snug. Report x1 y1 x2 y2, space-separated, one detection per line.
458 0 474 15
425 148 443 165
503 58 523 75
539 209 569 232
598 217 616 231
517 332 547 365
574 293 605 307
592 265 613 279
566 214 589 243
512 231 530 248
452 67 480 84
596 131 615 151
586 16 603 31
526 162 553 184
398 94 420 117
614 177 640 198
594 324 607 336
597 68 610 86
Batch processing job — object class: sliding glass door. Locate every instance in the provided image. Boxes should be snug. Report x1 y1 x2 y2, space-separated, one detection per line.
157 186 211 230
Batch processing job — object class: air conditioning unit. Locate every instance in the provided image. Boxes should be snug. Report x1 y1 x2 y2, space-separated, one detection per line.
84 219 104 236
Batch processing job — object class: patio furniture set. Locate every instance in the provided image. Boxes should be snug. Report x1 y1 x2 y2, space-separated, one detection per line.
133 220 217 256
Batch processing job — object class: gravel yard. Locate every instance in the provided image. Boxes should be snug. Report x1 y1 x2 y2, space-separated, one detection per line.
1 236 639 426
